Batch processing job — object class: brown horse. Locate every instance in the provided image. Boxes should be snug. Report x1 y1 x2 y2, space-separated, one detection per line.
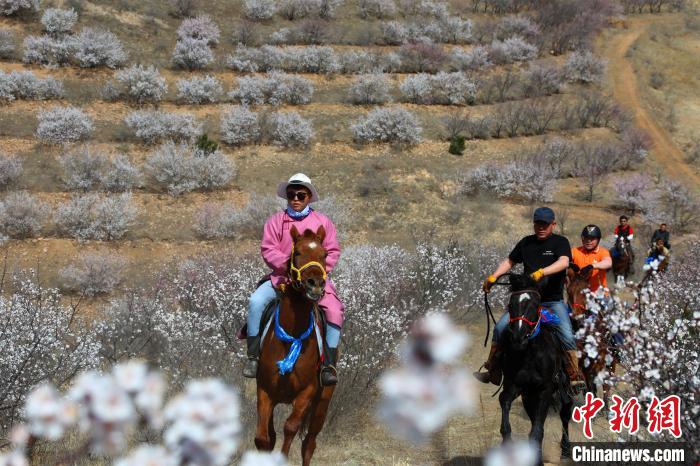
255 225 335 466
566 266 617 411
611 237 632 288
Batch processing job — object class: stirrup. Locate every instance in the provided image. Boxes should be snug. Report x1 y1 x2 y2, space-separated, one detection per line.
320 366 338 386
243 358 258 378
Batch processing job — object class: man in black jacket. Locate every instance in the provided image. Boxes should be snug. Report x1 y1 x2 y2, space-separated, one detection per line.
475 207 585 391
650 223 670 250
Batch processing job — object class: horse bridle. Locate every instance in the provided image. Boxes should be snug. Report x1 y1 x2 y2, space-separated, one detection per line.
289 242 327 291
507 289 542 339
483 273 541 346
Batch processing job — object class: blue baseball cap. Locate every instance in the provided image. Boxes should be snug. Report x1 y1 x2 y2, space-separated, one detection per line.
533 207 555 224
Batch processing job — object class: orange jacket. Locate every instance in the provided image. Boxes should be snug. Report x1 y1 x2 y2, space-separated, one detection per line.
571 246 611 292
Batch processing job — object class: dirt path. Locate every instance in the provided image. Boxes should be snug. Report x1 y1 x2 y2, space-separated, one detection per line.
600 15 700 192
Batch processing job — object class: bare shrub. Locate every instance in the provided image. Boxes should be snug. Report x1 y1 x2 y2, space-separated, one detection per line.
0 28 15 58
380 20 408 45
564 50 607 83
522 62 563 97
193 193 281 239
99 154 141 192
357 0 396 18
144 141 234 196
60 252 127 296
266 111 314 147
442 111 467 140
536 0 617 55
573 143 615 202
399 73 431 103
519 98 559 135
232 20 259 46
220 105 260 146
489 35 537 64
244 0 277 20
0 70 64 101
294 19 329 45
450 45 490 71
41 8 78 36
0 191 46 238
318 0 343 18
285 45 339 73
176 75 222 104
0 153 22 189
36 105 93 144
114 65 167 104
22 35 75 67
278 0 322 20
125 110 202 144
54 192 138 240
618 127 651 169
399 41 446 72
177 15 220 45
495 15 539 40
59 146 109 191
348 73 391 104
170 0 197 17
457 161 556 202
464 114 493 139
172 37 214 70
352 107 422 145
73 28 128 68
0 0 39 16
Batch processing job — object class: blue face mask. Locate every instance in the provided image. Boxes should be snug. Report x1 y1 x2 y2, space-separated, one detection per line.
286 205 312 219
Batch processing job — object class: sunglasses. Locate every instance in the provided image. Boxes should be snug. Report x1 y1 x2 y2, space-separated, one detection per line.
286 191 308 201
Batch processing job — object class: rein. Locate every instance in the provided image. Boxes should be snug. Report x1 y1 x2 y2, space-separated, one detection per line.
482 273 515 347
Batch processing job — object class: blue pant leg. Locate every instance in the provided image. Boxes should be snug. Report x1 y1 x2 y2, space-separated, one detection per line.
543 300 576 350
492 312 509 343
325 323 341 349
247 280 277 337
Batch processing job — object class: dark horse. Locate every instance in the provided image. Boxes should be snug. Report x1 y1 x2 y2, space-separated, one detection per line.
255 225 335 465
566 265 618 412
611 237 632 288
498 273 573 466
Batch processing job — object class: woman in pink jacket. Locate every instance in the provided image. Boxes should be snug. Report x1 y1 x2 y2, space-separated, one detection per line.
244 173 344 386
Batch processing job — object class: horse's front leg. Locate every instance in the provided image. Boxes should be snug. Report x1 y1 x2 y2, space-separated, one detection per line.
528 390 551 466
281 387 315 457
255 388 276 451
499 384 517 443
560 394 574 459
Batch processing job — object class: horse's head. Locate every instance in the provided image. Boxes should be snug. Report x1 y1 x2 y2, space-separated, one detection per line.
506 273 542 351
289 225 328 302
566 264 591 319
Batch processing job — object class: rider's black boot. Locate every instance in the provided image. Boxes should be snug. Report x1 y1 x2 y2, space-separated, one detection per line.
320 348 338 386
243 335 260 378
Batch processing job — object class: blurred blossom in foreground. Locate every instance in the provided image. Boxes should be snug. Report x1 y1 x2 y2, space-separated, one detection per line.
377 312 474 444
484 440 538 466
114 445 176 466
0 451 28 466
164 378 241 466
240 450 289 466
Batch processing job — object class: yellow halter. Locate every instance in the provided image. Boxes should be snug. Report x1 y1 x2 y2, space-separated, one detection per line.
289 242 327 283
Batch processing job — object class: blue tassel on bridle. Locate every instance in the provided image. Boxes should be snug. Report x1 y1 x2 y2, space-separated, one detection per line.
274 302 315 375
528 307 561 340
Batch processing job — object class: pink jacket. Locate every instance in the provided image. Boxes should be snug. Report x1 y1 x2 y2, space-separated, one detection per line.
261 209 344 326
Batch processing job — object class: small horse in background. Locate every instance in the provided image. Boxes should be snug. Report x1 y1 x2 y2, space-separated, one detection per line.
498 273 573 466
566 265 618 413
611 237 632 288
255 225 335 466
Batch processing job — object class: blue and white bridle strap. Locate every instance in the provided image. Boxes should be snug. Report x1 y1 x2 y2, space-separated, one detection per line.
274 302 315 375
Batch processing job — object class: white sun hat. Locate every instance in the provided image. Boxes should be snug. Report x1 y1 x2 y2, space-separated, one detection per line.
276 173 319 203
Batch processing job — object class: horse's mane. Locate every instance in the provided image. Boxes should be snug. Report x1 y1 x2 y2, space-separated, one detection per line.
509 273 538 293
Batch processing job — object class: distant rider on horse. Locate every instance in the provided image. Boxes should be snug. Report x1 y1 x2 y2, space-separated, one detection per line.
612 215 635 269
646 238 670 265
244 173 344 386
650 223 670 250
475 207 586 390
571 225 612 293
